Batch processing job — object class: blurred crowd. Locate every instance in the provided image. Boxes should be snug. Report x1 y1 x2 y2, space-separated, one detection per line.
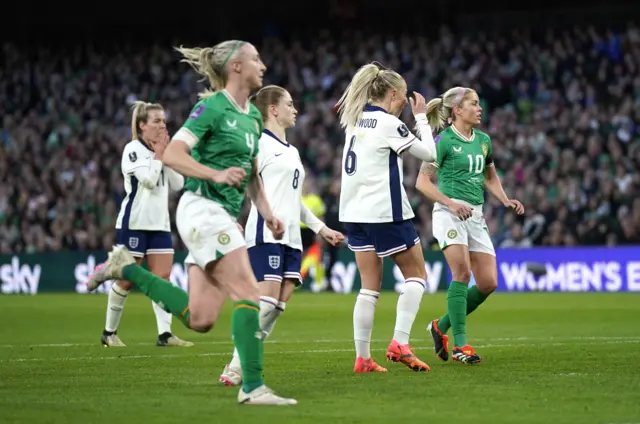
2 23 640 254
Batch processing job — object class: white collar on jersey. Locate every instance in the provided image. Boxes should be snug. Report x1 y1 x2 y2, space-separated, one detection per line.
450 124 476 142
263 129 290 147
222 90 250 114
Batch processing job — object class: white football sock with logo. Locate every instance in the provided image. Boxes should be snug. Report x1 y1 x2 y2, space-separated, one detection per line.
393 278 426 345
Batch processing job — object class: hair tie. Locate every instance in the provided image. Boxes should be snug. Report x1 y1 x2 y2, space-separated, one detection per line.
222 40 245 67
453 87 466 105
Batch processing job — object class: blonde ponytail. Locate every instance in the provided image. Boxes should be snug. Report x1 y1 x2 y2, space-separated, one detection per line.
426 87 475 131
131 101 163 140
175 40 245 99
336 63 405 129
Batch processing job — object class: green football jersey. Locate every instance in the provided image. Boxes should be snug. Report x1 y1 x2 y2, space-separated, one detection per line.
180 91 263 217
433 126 494 206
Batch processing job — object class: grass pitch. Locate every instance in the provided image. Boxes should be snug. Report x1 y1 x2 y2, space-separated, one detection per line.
0 293 639 423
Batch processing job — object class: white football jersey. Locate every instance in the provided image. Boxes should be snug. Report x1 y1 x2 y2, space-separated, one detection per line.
339 105 417 223
245 130 324 251
116 139 184 232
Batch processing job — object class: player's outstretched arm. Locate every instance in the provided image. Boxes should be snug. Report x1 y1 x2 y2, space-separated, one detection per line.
162 137 245 187
416 162 472 220
482 165 509 204
416 163 454 207
299 202 345 246
483 165 525 215
300 202 325 234
246 158 275 220
162 138 217 180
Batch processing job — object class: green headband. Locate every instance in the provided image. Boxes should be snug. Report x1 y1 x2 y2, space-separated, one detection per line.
222 41 245 67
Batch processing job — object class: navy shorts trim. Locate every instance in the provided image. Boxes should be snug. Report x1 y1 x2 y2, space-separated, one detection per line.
116 229 174 258
344 221 420 257
249 243 303 285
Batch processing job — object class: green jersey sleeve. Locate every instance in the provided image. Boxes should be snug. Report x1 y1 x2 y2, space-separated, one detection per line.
180 99 220 147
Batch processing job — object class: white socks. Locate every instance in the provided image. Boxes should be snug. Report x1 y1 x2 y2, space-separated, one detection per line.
353 289 379 359
259 296 282 338
152 302 173 335
105 283 173 335
230 296 285 369
393 278 426 345
105 284 129 332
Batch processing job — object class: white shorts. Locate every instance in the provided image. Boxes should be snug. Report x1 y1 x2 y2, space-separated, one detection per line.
432 200 495 256
176 191 246 269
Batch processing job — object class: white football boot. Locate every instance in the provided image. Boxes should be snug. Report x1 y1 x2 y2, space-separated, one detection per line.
219 363 243 386
238 385 297 405
86 245 136 291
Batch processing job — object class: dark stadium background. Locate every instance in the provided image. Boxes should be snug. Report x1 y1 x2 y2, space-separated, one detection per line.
2 0 640 291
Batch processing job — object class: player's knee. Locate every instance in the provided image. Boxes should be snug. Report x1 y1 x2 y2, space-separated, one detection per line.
451 267 472 283
190 323 213 333
189 315 215 333
477 278 497 294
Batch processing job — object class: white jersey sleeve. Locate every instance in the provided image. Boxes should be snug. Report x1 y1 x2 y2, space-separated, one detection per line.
244 130 311 250
165 167 185 191
339 106 416 224
300 201 325 233
381 115 417 154
121 143 163 190
115 140 172 232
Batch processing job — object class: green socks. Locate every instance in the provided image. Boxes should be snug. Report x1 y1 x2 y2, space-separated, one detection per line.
443 281 469 347
232 301 264 393
438 284 490 346
121 264 191 327
121 266 266 393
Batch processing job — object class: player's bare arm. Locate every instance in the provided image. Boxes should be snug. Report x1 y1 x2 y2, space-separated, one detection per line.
416 162 472 220
246 158 274 220
300 201 344 246
483 165 524 215
163 138 245 186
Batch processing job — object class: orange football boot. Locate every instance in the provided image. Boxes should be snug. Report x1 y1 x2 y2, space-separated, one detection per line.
354 357 388 373
386 340 431 372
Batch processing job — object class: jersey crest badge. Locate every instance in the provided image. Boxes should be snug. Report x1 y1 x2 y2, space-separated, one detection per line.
218 233 230 245
447 229 458 239
129 152 137 162
268 255 280 269
481 143 488 157
397 124 409 137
